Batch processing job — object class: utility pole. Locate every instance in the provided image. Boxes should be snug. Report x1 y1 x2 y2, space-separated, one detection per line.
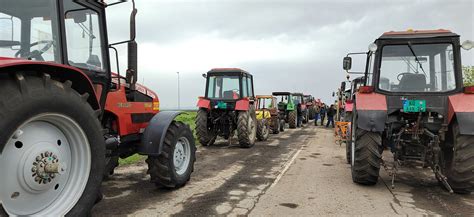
177 71 180 110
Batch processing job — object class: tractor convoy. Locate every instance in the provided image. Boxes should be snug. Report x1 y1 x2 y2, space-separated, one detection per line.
0 0 472 215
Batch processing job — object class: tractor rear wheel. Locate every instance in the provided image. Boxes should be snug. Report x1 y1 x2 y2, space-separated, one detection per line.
271 117 280 134
309 108 315 120
442 123 474 194
288 110 297 129
147 121 196 188
257 119 270 141
195 109 216 146
351 116 382 185
237 107 257 148
279 119 285 132
0 74 104 216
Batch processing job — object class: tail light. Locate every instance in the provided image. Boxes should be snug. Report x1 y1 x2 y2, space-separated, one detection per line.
358 86 374 93
465 86 474 94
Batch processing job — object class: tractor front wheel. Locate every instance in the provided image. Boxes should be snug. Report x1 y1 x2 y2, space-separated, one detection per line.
195 109 216 146
147 121 196 188
351 113 382 185
237 107 257 148
257 119 270 141
271 117 280 134
0 74 104 216
288 110 297 129
441 123 474 194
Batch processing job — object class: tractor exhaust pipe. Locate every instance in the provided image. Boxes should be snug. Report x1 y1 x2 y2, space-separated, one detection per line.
126 0 138 91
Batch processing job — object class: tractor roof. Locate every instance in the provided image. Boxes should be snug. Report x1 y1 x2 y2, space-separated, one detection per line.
272 92 291 96
256 95 274 99
207 68 252 77
292 93 304 96
378 29 458 40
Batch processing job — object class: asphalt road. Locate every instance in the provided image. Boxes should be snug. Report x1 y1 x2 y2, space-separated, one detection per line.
92 122 474 216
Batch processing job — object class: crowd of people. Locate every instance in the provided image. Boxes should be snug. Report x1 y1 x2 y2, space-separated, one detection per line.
313 103 336 128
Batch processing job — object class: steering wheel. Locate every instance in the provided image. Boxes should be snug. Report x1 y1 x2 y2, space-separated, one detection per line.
397 72 416 81
15 40 54 61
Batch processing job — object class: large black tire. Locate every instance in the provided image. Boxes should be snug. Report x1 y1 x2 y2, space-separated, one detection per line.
237 107 257 148
0 74 104 216
346 141 351 164
308 108 314 120
442 123 474 194
288 110 297 129
104 155 119 179
271 117 280 134
257 119 270 141
302 110 309 124
279 119 285 132
351 126 382 185
147 121 196 188
195 109 215 146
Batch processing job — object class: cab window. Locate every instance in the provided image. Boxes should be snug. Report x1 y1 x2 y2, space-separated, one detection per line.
64 1 105 71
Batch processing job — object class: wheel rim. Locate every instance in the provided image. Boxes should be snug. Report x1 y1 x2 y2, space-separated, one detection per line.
173 136 191 175
0 113 91 216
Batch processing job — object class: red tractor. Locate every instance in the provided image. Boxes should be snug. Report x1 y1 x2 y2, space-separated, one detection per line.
0 1 195 215
304 94 317 120
344 29 474 193
195 68 257 148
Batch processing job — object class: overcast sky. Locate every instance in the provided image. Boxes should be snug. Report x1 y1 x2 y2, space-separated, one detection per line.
105 0 473 109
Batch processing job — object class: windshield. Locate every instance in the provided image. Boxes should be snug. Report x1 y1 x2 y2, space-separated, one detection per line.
257 98 273 109
0 0 105 72
0 0 60 62
292 95 302 104
206 75 240 99
379 43 456 92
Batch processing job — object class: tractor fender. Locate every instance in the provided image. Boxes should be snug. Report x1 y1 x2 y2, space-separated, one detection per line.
448 94 474 135
138 111 183 156
197 97 211 109
0 58 100 110
355 92 387 132
235 98 250 111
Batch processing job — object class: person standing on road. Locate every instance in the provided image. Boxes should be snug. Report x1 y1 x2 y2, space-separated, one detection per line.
319 104 327 126
326 104 336 128
297 102 303 127
314 105 320 126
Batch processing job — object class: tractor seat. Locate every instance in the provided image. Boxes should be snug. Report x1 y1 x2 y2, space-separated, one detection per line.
223 90 237 99
399 74 426 92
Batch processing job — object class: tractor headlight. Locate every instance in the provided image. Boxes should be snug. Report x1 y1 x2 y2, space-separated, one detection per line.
368 43 378 52
462 40 473 50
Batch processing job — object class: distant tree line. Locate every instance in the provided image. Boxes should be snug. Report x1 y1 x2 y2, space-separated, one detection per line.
464 66 474 86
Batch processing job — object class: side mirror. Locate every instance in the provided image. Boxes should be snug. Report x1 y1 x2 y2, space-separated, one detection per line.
341 81 346 91
202 73 207 78
343 57 352 70
332 92 335 97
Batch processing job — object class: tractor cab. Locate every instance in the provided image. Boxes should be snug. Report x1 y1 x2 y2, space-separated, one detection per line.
204 68 254 110
272 92 294 111
0 0 112 102
343 29 474 193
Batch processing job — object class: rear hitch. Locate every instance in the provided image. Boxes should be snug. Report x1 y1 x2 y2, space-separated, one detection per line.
434 165 454 193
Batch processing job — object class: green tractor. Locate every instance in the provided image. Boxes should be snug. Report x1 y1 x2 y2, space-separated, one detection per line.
272 92 298 129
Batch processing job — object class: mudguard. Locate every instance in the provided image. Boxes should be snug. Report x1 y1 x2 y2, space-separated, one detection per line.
355 92 387 132
448 93 474 135
138 111 183 156
235 98 250 111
